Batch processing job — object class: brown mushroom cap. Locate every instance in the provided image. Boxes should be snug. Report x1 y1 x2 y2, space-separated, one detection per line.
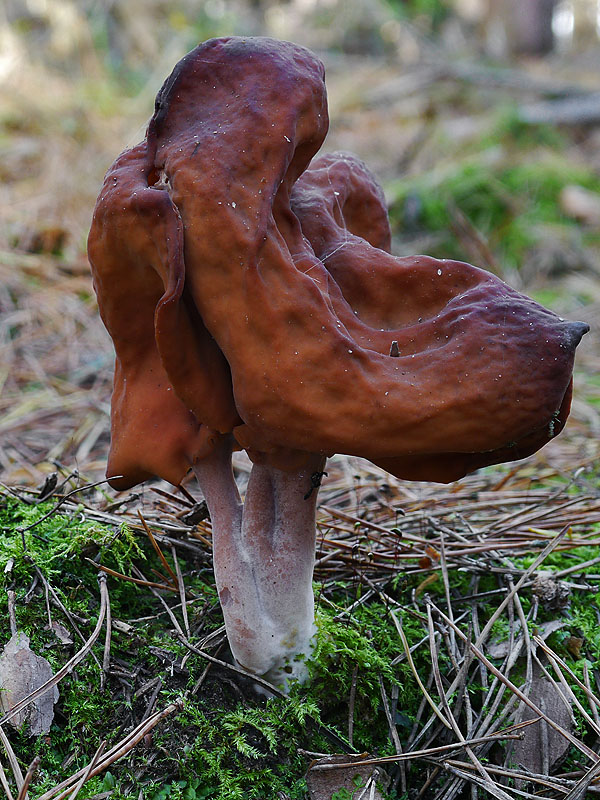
89 37 588 488
88 142 239 490
289 152 584 481
290 151 393 253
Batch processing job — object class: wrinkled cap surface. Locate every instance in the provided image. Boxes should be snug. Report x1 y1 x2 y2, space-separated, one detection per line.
88 142 239 489
88 36 588 489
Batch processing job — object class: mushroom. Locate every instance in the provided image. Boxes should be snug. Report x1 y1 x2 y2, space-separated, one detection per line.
88 36 589 685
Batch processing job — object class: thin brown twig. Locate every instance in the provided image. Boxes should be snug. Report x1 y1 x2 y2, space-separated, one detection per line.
584 661 600 729
472 526 569 650
171 546 190 638
191 643 225 695
136 511 177 585
406 524 569 750
392 612 453 731
309 723 535 770
562 760 600 800
101 580 111 691
415 766 442 800
176 482 198 505
441 761 539 800
141 680 163 722
534 636 600 714
442 758 593 793
0 726 22 799
17 478 120 537
348 664 358 749
150 486 193 509
132 566 186 638
0 757 15 800
439 533 457 661
85 559 178 593
406 666 437 749
378 674 403 755
36 701 183 800
535 639 600 735
32 565 98 655
425 603 511 800
434 605 600 763
66 741 106 800
15 756 39 800
500 583 534 768
176 636 286 698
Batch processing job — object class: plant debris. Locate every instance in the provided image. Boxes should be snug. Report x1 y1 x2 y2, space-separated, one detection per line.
0 632 58 736
306 754 390 799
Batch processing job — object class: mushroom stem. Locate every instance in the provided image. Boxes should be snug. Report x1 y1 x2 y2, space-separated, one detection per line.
193 438 324 687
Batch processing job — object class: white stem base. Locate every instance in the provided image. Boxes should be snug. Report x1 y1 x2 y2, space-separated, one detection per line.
193 439 324 688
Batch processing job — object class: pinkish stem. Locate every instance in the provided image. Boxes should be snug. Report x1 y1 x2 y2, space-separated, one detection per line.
193 437 324 686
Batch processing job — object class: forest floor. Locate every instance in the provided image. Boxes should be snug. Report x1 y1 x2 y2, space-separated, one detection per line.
1 11 600 799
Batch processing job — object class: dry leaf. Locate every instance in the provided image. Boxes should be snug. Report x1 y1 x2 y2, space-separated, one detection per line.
511 661 573 774
566 637 584 659
47 621 74 646
487 619 565 660
0 631 59 735
306 754 390 800
415 572 439 597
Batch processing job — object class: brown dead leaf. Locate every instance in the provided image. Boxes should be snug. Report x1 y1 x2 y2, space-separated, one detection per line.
511 661 573 775
0 631 59 735
566 637 584 659
47 621 73 646
306 754 390 800
487 619 565 660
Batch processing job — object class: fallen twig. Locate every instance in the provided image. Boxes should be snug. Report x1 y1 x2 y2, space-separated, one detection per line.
16 756 39 800
309 723 534 770
36 701 182 800
434 606 600 763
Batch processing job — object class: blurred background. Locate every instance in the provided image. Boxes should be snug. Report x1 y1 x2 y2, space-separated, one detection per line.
0 0 599 488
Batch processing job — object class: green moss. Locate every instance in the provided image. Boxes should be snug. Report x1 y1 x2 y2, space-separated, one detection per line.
0 493 409 798
387 122 600 274
2 487 599 798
